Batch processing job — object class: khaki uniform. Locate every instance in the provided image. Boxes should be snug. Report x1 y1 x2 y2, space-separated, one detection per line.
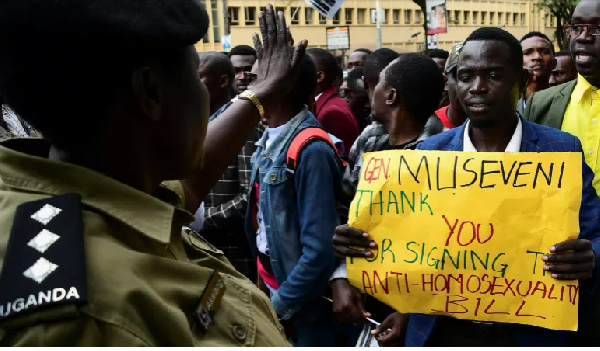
0 139 289 346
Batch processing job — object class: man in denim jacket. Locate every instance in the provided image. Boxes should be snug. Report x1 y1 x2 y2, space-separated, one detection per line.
245 56 345 346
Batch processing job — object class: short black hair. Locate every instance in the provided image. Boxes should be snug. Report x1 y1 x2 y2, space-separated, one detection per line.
289 55 318 110
520 31 555 55
354 48 372 55
347 67 365 90
289 55 318 109
229 45 257 58
428 48 449 60
384 53 444 125
306 48 338 87
465 27 524 74
364 48 400 88
198 52 235 84
556 51 572 58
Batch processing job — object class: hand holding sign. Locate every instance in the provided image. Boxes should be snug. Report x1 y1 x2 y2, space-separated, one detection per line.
333 224 377 258
543 239 596 280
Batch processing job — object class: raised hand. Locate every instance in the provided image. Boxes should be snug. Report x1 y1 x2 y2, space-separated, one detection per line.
249 4 307 109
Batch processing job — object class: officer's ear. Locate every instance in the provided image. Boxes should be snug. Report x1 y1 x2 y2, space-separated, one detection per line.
220 74 229 89
132 65 161 122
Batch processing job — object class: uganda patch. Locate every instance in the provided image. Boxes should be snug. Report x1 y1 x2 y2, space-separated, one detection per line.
193 270 226 333
0 194 87 320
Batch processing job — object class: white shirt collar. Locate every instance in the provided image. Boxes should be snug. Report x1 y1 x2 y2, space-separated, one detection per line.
315 93 323 102
463 117 522 152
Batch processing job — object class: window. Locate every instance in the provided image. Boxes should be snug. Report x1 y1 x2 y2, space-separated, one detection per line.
498 12 503 25
473 11 478 25
211 0 220 42
245 7 257 25
203 33 209 43
415 10 422 25
275 7 285 19
393 9 400 24
463 11 468 25
513 13 518 26
481 12 487 25
404 9 412 24
345 9 354 24
505 12 510 25
305 7 313 24
319 12 327 25
290 7 299 24
228 7 239 26
333 10 340 24
520 13 525 26
453 10 460 25
490 12 495 25
357 8 366 24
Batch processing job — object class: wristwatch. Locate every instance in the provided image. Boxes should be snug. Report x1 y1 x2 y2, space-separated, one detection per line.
239 90 265 119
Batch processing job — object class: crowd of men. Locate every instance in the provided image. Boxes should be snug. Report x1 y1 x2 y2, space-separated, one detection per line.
0 0 599 347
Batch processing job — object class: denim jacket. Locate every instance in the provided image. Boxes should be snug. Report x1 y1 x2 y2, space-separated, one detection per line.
245 108 342 321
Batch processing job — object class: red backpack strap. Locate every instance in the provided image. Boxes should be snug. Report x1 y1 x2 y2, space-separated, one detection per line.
286 128 348 171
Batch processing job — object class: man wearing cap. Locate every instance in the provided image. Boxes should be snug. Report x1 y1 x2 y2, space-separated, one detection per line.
0 1 303 346
433 42 468 130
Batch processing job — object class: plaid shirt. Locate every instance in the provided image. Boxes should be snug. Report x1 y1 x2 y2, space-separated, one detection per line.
200 100 264 280
1 104 40 140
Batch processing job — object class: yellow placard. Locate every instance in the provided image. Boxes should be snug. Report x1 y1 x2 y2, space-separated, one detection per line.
347 150 582 331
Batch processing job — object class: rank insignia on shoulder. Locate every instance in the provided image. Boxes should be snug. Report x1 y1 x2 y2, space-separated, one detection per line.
193 270 226 333
0 194 87 320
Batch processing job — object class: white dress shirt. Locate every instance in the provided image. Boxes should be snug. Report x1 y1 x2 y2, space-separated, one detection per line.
462 117 522 152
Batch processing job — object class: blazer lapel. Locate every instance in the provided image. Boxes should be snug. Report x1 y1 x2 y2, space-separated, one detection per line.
545 80 576 130
448 123 466 151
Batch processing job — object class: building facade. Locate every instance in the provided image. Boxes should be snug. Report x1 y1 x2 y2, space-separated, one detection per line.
196 0 559 55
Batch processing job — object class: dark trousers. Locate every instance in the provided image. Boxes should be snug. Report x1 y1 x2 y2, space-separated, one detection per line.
427 316 518 347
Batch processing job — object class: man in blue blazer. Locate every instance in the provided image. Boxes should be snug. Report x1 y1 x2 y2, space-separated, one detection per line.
332 27 600 346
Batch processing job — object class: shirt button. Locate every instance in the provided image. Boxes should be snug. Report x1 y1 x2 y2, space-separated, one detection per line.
270 174 277 181
594 119 598 124
231 324 247 342
590 151 594 156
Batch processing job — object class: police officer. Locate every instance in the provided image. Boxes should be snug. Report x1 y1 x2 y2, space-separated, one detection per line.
0 1 305 346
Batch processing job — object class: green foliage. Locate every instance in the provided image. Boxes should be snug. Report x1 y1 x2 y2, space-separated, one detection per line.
535 0 579 50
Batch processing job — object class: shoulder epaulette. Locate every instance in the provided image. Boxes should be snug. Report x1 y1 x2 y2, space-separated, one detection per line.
0 194 87 320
